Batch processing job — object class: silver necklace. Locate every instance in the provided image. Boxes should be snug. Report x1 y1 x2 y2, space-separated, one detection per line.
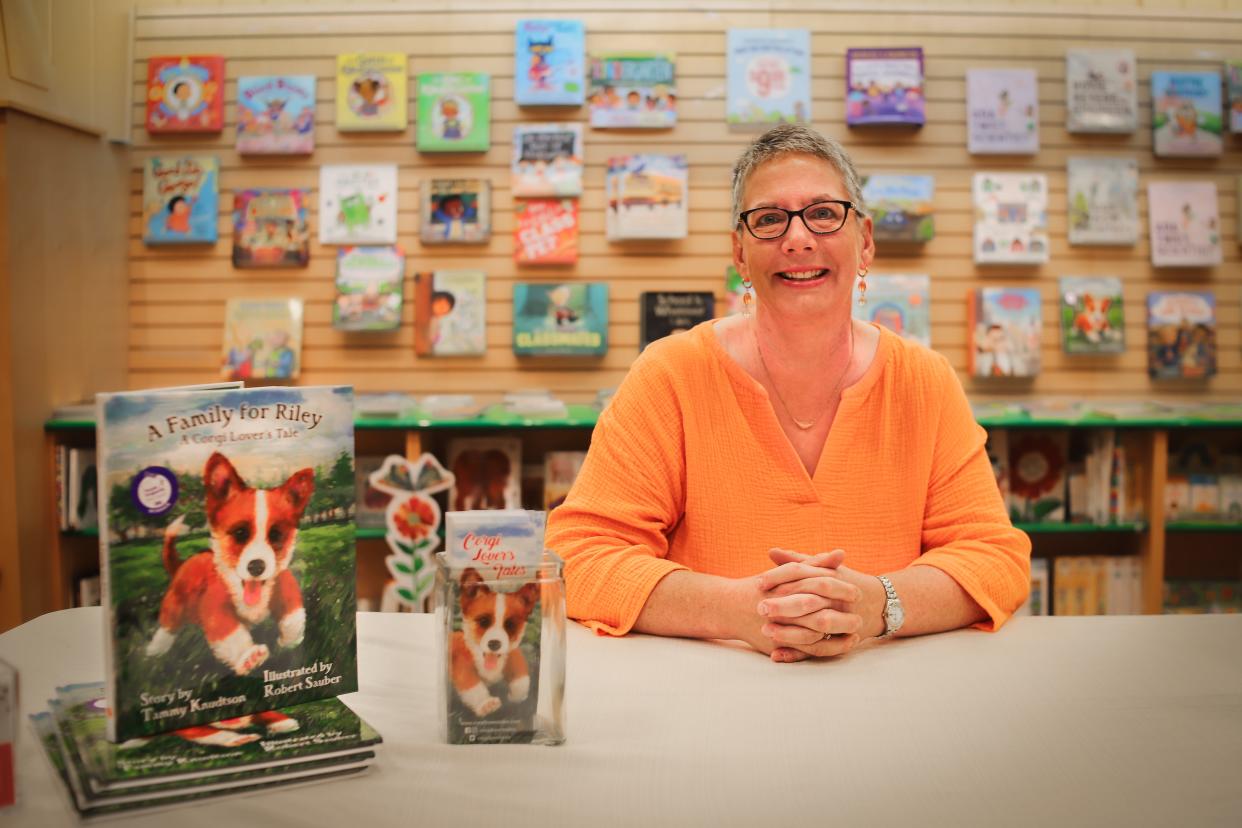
754 322 855 431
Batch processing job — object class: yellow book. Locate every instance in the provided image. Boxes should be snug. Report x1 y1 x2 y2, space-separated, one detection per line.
337 53 408 131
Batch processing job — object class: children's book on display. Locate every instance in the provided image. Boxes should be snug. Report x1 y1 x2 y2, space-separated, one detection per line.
1007 431 1068 523
1066 157 1138 246
588 53 676 128
417 72 492 152
236 76 316 154
966 68 1039 154
232 189 310 267
319 164 398 245
146 56 225 133
1064 49 1137 133
514 198 579 264
639 292 715 350
1151 71 1223 157
513 282 609 356
333 246 404 332
861 174 934 244
414 270 488 357
1147 291 1217 380
725 28 811 127
221 298 304 381
421 178 491 244
1227 60 1242 133
968 287 1042 378
1059 276 1125 355
852 274 931 347
143 157 220 245
94 383 358 742
336 53 407 131
605 154 689 240
1147 181 1222 267
514 19 586 106
512 123 584 197
972 173 1049 264
845 47 925 127
446 437 522 511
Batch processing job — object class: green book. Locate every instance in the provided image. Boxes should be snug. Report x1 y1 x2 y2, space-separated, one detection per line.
417 72 491 152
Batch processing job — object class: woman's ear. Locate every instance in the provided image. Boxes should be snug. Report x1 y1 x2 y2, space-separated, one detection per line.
731 228 746 272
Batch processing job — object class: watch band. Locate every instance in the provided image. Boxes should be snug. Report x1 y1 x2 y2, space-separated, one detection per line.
877 574 903 639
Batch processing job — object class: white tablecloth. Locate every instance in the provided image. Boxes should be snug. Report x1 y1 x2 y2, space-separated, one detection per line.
2 609 1240 826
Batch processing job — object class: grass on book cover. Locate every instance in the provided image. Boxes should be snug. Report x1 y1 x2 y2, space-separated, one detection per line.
232 189 310 268
725 28 811 127
143 157 219 245
333 246 404 332
146 56 225 133
97 386 357 740
1151 71 1223 157
1060 276 1125 354
845 47 925 127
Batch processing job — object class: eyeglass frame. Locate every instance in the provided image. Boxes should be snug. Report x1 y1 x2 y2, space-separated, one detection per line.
735 199 858 240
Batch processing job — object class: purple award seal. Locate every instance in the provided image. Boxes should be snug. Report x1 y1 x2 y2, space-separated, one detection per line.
130 466 179 516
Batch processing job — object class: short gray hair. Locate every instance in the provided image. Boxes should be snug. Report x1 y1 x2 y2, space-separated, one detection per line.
730 124 868 227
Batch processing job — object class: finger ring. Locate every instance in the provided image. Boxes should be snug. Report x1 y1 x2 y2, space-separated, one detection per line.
822 632 833 641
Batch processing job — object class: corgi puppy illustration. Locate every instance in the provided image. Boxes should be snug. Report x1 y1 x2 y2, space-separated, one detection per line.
117 709 301 751
450 569 540 718
145 452 314 676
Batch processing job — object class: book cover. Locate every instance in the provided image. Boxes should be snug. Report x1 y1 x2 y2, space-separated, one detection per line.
852 274 930 347
966 68 1039 155
515 19 585 106
725 28 811 127
355 455 391 530
146 56 225 133
1147 291 1217 380
514 199 579 264
447 438 522 511
232 189 310 268
1008 431 1068 523
1147 181 1222 267
588 53 676 128
861 174 934 243
1065 49 1137 133
1066 157 1139 246
512 282 608 356
95 385 357 741
318 164 398 245
421 178 491 244
333 246 404 332
68 449 99 531
236 76 316 154
1151 71 1223 157
143 157 219 245
1059 276 1125 354
512 123 583 197
414 270 487 356
221 298 304 380
417 72 491 152
543 451 586 510
968 287 1042 378
605 154 689 240
845 47 925 127
336 53 407 132
1228 61 1242 133
972 173 1049 264
639 292 715 350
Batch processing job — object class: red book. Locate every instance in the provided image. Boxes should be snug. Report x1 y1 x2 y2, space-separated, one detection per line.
146 56 226 133
514 198 578 264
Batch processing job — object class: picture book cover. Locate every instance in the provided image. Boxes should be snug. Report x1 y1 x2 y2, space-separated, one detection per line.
333 246 404 332
725 28 811 127
236 76 316 154
336 53 407 132
515 19 585 106
605 154 689 240
972 173 1049 264
221 298 304 380
68 448 99 531
421 178 491 244
447 438 522 511
1059 276 1125 354
966 68 1039 154
845 47 925 127
968 287 1043 378
861 174 934 243
851 274 930 347
1228 60 1242 133
146 56 225 133
232 189 310 268
544 451 586 510
1147 291 1217 380
95 384 357 741
588 53 676 128
417 72 491 152
512 123 583 197
1008 431 1068 523
318 164 398 245
1147 181 1222 267
143 157 219 245
355 455 390 530
1066 157 1139 246
639 292 715 350
514 199 579 264
1152 71 1223 157
512 282 609 356
1065 49 1137 133
414 270 487 356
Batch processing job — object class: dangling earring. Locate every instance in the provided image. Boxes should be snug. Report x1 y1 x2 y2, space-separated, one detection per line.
856 267 868 307
741 274 754 318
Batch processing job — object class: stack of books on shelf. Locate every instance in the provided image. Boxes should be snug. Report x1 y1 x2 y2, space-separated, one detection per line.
1164 581 1242 614
1165 441 1242 523
1053 556 1143 615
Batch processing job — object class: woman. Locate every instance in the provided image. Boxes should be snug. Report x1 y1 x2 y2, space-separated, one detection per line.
545 124 1030 662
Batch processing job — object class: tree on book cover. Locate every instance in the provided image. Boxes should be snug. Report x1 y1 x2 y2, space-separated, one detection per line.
1060 276 1125 354
336 53 407 132
318 164 398 245
143 157 219 245
232 189 309 268
515 19 585 106
852 274 930 347
605 154 688 240
640 292 714 350
1147 181 1222 267
417 73 491 152
333 247 404 332
1151 71 1223 157
514 199 578 263
1147 291 1216 380
725 29 811 127
146 56 225 133
421 178 491 244
236 76 315 154
1065 50 1137 133
588 53 676 128
968 287 1042 378
972 173 1048 264
512 124 583 197
1066 158 1138 246
845 48 924 126
966 68 1039 155
221 298 304 380
95 385 358 741
862 175 934 243
512 282 608 356
414 270 487 356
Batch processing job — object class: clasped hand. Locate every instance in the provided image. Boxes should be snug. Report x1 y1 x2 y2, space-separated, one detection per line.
750 547 870 663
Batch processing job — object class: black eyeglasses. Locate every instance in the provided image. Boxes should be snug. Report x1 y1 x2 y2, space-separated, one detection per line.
737 200 856 240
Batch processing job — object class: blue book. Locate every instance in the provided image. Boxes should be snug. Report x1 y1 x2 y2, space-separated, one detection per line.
515 20 585 106
142 157 219 244
725 29 811 127
1151 71 1223 157
512 282 608 356
861 174 934 243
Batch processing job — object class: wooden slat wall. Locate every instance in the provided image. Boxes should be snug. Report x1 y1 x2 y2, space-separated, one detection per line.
128 1 1242 401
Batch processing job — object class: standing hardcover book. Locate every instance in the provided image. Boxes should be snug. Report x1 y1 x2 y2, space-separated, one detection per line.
852 274 931 347
861 174 934 244
421 178 491 244
95 384 358 741
725 28 811 127
515 19 585 106
1151 71 1223 157
68 449 99 531
1008 431 1068 523
232 189 310 268
417 72 491 152
605 154 689 240
319 164 398 245
1147 291 1217 380
966 68 1039 154
333 246 404 332
221 298 304 380
143 157 219 245
236 76 316 154
1060 276 1125 354
414 270 487 356
639 292 715 350
968 287 1043 378
1147 181 1222 267
447 438 522 511
512 123 583 197
972 173 1049 264
1065 50 1137 133
588 53 676 128
543 451 586 510
1227 61 1242 133
336 53 407 132
1066 157 1138 246
513 282 609 356
146 56 225 133
845 47 925 127
514 199 579 264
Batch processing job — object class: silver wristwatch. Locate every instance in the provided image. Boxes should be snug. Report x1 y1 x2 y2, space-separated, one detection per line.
876 575 905 639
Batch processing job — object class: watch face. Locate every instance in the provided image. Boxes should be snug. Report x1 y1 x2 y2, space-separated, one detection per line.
888 600 905 630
